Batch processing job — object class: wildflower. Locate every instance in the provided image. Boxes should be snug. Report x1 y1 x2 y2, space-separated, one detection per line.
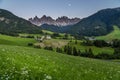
46 75 52 80
21 70 28 75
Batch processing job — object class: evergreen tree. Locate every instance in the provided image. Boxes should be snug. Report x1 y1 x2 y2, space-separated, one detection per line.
78 49 81 56
67 45 72 55
56 47 63 53
73 47 78 56
75 40 78 44
64 45 67 53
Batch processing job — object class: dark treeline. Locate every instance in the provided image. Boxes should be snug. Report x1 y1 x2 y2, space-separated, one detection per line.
83 39 120 48
63 45 120 60
32 39 120 60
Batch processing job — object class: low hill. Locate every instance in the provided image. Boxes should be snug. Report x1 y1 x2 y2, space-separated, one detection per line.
0 9 42 35
0 45 120 80
69 7 120 36
96 26 120 40
0 34 36 46
40 24 71 33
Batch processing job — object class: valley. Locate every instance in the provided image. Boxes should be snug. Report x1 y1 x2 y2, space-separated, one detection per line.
0 3 120 80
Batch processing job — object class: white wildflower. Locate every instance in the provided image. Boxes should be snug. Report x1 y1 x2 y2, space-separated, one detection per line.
46 75 52 80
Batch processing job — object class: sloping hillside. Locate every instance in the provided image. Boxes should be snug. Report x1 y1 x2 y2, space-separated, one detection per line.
0 45 120 80
69 7 120 36
96 26 120 40
0 9 42 35
0 34 36 46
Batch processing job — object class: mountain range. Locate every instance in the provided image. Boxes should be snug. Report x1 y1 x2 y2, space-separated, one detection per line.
32 7 120 36
1 7 120 37
0 9 42 36
29 15 80 26
68 7 120 36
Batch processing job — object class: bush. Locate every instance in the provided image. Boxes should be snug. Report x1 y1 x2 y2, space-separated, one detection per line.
26 35 34 38
93 40 108 47
28 43 33 46
44 46 53 51
56 47 63 53
34 45 41 49
95 53 112 59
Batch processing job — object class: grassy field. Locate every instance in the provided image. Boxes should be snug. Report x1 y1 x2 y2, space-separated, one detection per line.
0 34 36 46
68 40 114 55
0 45 120 80
0 34 119 80
34 39 68 48
96 26 120 41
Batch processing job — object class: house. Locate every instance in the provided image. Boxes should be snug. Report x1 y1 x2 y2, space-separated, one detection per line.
35 35 51 42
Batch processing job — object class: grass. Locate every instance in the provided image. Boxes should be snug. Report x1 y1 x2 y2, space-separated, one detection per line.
0 34 119 80
0 45 120 80
68 40 114 55
0 34 36 46
34 39 68 48
96 26 120 41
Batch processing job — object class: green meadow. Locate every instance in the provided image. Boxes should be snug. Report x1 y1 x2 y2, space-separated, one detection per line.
0 33 119 80
0 45 120 80
96 26 120 41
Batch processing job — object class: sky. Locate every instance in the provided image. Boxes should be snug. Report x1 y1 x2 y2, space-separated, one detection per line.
0 0 120 19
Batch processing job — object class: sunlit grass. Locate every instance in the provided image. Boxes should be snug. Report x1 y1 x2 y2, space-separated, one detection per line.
96 26 120 41
0 45 120 80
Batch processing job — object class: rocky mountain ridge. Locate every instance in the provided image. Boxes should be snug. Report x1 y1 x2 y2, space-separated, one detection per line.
29 15 80 26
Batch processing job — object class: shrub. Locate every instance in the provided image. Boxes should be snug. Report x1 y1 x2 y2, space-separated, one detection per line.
44 46 53 51
28 43 33 46
95 53 112 59
34 45 41 49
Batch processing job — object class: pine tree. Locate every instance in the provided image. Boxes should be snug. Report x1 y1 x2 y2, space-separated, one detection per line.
67 46 72 55
73 47 78 56
78 49 81 56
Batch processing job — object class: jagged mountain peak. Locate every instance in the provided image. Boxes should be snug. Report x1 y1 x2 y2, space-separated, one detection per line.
29 15 80 26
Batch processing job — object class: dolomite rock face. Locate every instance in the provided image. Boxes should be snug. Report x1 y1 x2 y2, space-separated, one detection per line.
29 15 80 26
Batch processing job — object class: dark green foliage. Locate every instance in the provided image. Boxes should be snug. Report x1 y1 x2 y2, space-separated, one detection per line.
64 45 72 55
95 53 112 59
0 9 42 36
75 40 78 44
63 34 69 39
26 35 34 38
64 45 67 53
51 33 61 38
80 48 94 58
34 45 41 49
82 40 94 46
44 46 53 51
93 40 108 47
41 24 72 33
74 34 85 40
28 43 33 46
112 39 120 48
69 7 120 36
113 48 120 59
78 49 81 56
67 46 72 55
56 47 63 53
73 47 78 56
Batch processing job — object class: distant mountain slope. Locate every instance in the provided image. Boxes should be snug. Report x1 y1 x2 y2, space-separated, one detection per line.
29 15 80 26
0 9 42 35
69 7 120 36
40 24 72 33
96 26 120 40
